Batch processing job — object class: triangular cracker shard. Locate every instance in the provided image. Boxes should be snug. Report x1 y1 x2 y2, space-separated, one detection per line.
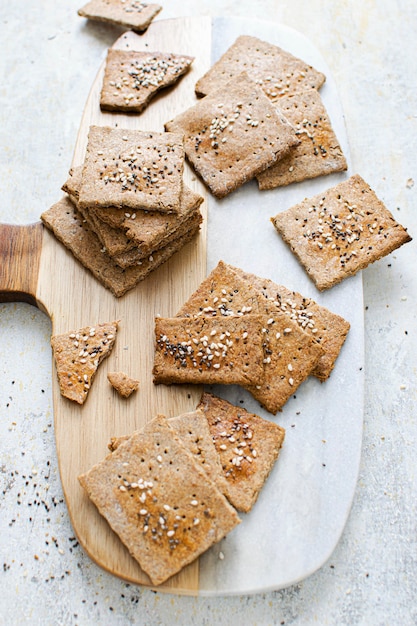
51 321 118 404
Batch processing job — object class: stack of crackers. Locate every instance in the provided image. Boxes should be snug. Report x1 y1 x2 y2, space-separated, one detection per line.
153 260 350 414
41 126 204 297
79 392 285 585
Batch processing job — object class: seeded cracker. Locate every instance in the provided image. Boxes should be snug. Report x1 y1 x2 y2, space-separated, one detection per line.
78 126 184 213
78 414 240 586
229 264 350 381
271 174 412 291
195 35 325 100
198 393 285 513
77 0 162 32
107 371 139 397
100 49 194 114
51 321 118 405
153 315 266 386
165 72 299 198
176 261 324 414
41 197 201 297
257 89 347 189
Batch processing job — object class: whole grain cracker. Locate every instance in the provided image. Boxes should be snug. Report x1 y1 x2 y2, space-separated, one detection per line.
100 49 194 114
229 264 350 381
78 414 240 586
107 371 139 397
78 0 162 32
271 174 412 291
197 392 285 513
41 196 201 297
195 35 325 100
78 126 185 213
257 89 347 189
152 314 266 386
176 260 324 413
165 72 299 198
51 321 118 405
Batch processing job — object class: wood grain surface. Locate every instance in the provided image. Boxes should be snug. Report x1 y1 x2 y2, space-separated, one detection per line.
34 17 212 593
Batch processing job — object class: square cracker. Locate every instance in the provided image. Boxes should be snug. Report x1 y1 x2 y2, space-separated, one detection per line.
176 260 324 414
152 314 266 386
229 264 350 381
78 0 161 32
165 72 299 198
109 410 229 499
271 174 412 291
78 414 240 586
78 126 185 213
257 89 347 189
195 35 325 100
41 196 201 297
100 49 194 114
63 166 203 261
197 392 285 513
51 321 118 404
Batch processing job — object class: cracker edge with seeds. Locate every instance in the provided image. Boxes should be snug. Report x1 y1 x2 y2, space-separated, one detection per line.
78 414 240 586
195 34 326 99
198 392 285 513
51 321 118 405
78 0 162 32
257 89 347 189
271 173 412 291
165 72 299 199
152 314 266 386
100 49 194 114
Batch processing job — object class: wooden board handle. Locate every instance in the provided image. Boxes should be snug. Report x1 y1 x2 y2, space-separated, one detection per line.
0 222 43 307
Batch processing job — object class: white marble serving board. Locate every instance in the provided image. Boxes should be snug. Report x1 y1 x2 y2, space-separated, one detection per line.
196 17 364 595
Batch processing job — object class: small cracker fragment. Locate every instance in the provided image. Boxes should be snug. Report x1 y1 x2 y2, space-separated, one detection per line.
271 174 412 291
197 393 285 513
229 265 350 381
165 72 299 198
195 35 325 100
78 126 185 213
100 49 194 114
78 414 240 586
152 314 266 386
257 89 347 189
176 260 324 413
107 371 139 397
78 0 162 32
41 196 201 297
51 321 118 404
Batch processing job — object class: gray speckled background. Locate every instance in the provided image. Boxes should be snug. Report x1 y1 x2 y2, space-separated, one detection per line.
1 1 416 624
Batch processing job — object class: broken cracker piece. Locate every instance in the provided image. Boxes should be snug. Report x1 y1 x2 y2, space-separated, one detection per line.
107 371 139 397
51 321 118 404
101 49 194 114
271 174 412 291
79 414 240 586
78 0 161 32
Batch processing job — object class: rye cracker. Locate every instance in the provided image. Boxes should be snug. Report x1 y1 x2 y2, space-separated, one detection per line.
78 414 240 586
152 314 266 386
197 392 285 513
77 0 161 32
100 49 194 113
107 371 139 397
165 72 299 198
257 89 347 189
271 174 412 291
78 126 184 213
51 321 118 405
176 260 324 414
195 35 325 100
41 196 201 297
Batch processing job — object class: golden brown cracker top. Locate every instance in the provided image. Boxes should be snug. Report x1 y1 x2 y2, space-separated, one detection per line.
78 0 161 32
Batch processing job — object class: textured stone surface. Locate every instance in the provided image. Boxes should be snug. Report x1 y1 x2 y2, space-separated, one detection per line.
1 0 416 624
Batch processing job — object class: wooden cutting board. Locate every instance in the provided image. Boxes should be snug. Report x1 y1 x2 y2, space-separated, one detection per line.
0 16 364 596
